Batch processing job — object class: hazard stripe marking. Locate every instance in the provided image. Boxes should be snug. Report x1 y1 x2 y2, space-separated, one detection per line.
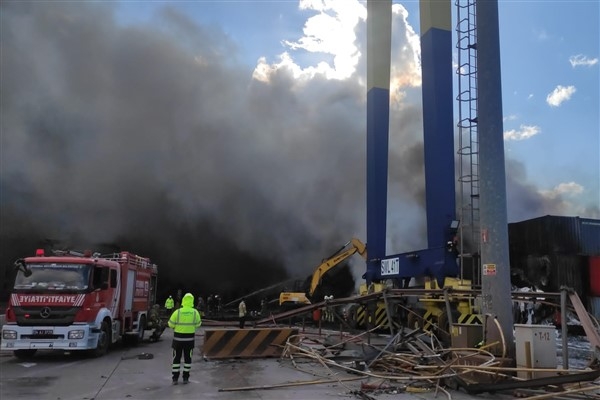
457 314 483 324
203 328 298 359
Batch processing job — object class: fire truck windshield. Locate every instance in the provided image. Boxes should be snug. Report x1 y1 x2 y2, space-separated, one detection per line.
13 263 91 292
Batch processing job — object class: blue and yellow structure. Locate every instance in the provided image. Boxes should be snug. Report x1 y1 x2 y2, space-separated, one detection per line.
419 0 456 250
364 0 458 288
362 0 483 338
366 0 392 277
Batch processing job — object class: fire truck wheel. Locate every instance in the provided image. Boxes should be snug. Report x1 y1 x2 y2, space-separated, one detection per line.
134 316 146 345
13 349 37 360
93 320 110 357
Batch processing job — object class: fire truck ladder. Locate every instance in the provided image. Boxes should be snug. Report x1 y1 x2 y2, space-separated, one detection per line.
455 0 481 285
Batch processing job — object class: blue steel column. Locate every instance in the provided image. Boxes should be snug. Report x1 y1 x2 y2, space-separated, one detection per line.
419 0 456 249
476 0 515 359
365 0 392 283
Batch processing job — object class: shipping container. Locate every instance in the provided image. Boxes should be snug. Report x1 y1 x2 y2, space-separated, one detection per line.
580 219 600 255
509 215 600 256
589 296 600 320
509 252 586 295
508 215 582 255
589 256 600 297
508 215 599 307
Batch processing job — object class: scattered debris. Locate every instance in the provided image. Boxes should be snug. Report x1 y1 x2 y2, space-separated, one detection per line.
275 326 599 399
215 289 600 398
121 352 154 360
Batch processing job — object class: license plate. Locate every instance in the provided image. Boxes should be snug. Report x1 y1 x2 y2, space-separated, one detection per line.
31 342 54 349
33 329 53 335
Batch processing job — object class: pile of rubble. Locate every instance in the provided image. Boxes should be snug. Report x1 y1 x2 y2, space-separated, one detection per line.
270 328 600 399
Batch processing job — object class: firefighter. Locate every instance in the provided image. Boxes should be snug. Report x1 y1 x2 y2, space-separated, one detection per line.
260 298 268 316
168 293 202 385
148 304 166 342
207 295 214 316
216 295 223 317
238 298 247 329
324 295 334 322
165 295 175 311
196 295 205 318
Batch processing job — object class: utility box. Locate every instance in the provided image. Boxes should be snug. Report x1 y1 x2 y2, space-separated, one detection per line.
514 324 557 379
451 324 483 348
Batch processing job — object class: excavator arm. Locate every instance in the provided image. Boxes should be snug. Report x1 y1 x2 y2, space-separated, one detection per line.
278 238 367 308
308 238 367 297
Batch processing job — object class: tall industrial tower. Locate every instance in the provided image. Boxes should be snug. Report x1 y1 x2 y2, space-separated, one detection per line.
366 0 514 359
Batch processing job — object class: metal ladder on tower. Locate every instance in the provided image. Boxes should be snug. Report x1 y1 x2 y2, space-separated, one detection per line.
455 0 481 286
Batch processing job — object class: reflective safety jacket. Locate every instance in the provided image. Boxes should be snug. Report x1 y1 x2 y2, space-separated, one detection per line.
168 293 201 342
165 296 175 310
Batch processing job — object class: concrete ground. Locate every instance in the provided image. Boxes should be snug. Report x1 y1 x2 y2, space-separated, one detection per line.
0 326 514 400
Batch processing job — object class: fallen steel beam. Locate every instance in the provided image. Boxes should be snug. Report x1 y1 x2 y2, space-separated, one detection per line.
456 368 600 395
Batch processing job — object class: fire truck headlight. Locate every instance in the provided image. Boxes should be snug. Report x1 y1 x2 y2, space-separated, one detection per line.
2 330 17 340
68 330 85 339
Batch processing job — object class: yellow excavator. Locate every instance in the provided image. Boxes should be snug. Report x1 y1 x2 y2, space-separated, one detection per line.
278 238 367 309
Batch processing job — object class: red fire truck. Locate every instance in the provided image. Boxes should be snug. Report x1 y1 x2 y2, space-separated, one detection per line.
1 249 158 359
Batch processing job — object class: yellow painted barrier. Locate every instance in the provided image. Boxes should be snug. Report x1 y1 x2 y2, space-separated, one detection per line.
202 328 298 359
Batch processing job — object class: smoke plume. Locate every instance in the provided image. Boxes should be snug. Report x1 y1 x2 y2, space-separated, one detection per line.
1 2 593 302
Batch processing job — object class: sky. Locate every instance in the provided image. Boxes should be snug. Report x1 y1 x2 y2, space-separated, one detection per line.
1 0 598 297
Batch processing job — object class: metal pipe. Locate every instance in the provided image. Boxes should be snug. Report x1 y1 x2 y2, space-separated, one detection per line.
561 286 569 370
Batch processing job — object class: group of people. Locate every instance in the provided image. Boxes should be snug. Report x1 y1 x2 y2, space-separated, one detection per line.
205 294 223 317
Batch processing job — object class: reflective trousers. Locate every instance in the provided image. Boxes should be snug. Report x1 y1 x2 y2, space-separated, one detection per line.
171 340 194 380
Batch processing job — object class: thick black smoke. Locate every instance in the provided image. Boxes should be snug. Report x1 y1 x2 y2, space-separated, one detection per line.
0 2 371 301
1 2 594 302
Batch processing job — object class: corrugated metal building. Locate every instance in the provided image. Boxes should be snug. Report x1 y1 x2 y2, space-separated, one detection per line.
508 215 600 312
508 215 597 256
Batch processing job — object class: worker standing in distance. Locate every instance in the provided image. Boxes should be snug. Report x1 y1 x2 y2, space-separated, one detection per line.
165 295 174 311
324 295 335 322
168 293 202 385
238 298 247 329
196 295 205 318
260 298 268 316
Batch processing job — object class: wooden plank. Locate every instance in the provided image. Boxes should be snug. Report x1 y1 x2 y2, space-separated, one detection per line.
569 291 600 350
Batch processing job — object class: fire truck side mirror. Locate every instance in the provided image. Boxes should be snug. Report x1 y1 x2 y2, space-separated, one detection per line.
14 259 32 277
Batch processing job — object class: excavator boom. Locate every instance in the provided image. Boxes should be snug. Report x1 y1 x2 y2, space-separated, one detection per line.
278 238 367 307
308 238 367 297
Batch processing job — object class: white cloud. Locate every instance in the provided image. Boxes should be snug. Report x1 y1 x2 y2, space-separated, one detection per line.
504 124 541 141
390 4 421 90
540 182 584 199
546 85 576 107
503 114 518 122
253 53 330 82
569 54 599 68
527 94 534 100
253 0 423 104
281 0 366 80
